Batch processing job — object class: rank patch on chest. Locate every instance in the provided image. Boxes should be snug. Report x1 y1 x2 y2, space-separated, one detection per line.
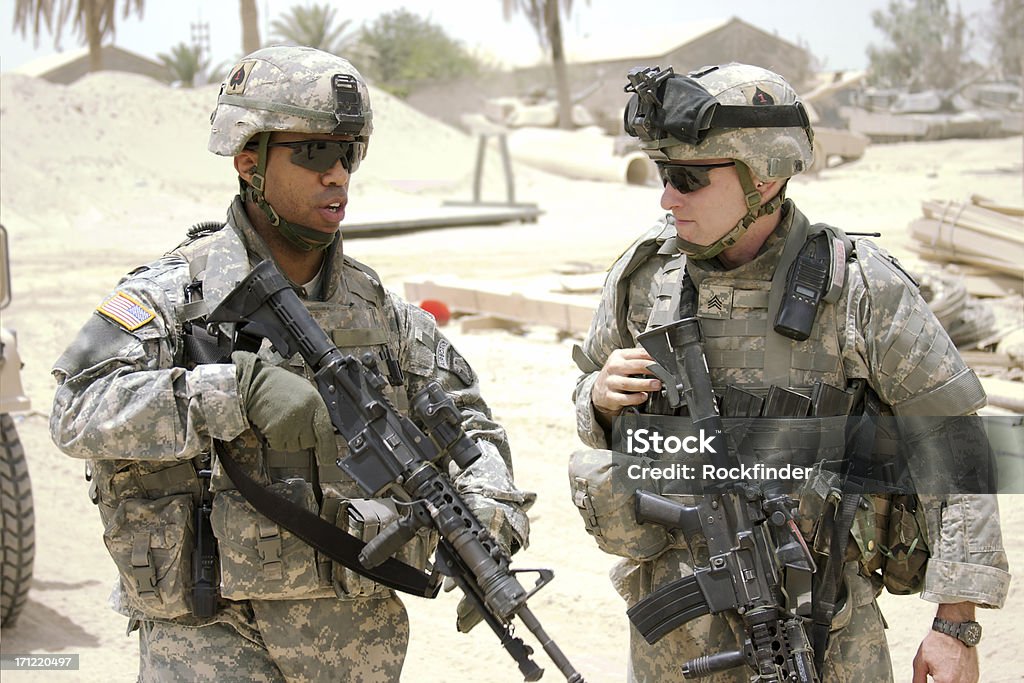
97 292 156 331
698 283 734 319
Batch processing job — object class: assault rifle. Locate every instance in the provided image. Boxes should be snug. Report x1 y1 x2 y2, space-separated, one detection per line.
626 318 819 682
208 260 584 683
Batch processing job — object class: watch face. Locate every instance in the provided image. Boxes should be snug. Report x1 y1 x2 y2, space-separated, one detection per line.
961 622 982 646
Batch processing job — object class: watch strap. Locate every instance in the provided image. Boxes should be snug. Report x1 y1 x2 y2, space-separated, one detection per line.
932 617 982 647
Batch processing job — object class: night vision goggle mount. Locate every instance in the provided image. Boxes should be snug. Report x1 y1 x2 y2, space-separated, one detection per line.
623 66 676 140
623 65 812 145
331 73 367 136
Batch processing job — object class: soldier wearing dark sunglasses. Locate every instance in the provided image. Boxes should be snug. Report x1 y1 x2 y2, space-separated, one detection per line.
51 46 533 682
569 63 1007 683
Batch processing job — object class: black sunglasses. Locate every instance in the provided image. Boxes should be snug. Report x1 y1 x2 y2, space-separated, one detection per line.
657 161 735 194
264 139 365 174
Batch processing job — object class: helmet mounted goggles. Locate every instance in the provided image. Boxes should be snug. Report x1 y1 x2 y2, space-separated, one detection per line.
623 65 811 145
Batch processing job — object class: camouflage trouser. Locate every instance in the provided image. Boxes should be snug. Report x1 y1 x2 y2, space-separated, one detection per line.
137 594 409 682
616 553 893 683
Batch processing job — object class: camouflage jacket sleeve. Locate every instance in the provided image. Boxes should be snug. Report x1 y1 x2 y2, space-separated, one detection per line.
387 291 535 552
50 257 248 461
573 219 677 449
838 240 1010 608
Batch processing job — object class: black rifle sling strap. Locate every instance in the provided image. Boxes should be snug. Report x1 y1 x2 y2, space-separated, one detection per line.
213 441 436 597
810 381 878 672
810 490 860 672
176 245 435 599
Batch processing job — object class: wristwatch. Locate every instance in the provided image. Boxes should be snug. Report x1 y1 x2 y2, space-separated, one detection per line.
931 618 982 647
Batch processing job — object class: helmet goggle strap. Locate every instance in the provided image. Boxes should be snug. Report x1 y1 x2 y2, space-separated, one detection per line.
245 132 337 253
674 160 786 261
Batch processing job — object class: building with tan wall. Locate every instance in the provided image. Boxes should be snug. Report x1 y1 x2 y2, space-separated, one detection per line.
406 17 813 134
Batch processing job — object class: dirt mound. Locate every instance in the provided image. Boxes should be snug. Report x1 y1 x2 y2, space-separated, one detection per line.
0 71 537 240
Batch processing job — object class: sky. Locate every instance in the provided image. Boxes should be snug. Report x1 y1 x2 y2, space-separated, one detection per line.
0 0 1000 76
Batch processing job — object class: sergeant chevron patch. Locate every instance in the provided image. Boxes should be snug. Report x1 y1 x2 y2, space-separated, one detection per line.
97 292 155 331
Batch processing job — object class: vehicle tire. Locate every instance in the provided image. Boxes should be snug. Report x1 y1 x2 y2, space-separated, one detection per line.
0 412 34 627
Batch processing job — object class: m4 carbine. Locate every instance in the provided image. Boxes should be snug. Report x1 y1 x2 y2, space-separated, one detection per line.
208 260 584 683
626 318 819 682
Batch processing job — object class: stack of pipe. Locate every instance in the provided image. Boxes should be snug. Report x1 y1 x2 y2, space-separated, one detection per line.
909 195 1024 277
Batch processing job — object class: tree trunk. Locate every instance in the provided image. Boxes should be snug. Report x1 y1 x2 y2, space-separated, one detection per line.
546 0 573 129
85 0 102 72
240 0 261 55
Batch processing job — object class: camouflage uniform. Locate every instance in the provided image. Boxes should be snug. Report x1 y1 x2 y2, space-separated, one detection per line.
570 64 1009 682
50 47 533 682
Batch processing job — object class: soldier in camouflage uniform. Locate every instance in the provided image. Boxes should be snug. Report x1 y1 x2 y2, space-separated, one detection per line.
50 46 533 681
568 63 1009 682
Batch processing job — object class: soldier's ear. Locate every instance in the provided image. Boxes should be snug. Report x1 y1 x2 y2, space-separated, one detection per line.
234 148 258 180
754 178 782 204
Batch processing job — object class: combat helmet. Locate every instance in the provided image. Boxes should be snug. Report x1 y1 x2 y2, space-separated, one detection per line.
623 62 814 259
209 45 373 251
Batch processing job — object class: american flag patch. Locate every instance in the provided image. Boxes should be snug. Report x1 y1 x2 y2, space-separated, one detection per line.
97 292 156 331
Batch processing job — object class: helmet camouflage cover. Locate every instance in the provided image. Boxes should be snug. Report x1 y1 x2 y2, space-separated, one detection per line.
208 45 373 156
626 62 813 180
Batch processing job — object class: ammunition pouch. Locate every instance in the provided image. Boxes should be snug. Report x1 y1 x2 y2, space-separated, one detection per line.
797 471 886 569
210 479 322 600
880 494 929 594
102 494 196 619
330 498 436 598
796 470 929 595
568 449 672 561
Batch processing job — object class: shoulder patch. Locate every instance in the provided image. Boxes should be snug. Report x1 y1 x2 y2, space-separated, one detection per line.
435 338 475 385
436 338 452 371
97 292 155 331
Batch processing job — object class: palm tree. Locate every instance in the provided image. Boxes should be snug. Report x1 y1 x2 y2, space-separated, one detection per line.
268 2 354 55
157 41 210 87
13 0 145 73
501 0 585 129
239 0 260 54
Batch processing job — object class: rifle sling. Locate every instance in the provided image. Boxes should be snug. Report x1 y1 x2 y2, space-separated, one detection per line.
811 391 880 671
213 441 437 598
811 491 859 672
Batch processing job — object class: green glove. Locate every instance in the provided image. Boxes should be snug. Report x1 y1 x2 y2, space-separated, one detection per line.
233 351 336 454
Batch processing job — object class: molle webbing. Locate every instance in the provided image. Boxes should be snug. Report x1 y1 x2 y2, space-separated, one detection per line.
891 367 986 417
676 219 848 391
764 210 811 388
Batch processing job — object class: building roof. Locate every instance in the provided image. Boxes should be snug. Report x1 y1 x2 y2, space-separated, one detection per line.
12 45 162 79
565 17 733 64
11 47 92 77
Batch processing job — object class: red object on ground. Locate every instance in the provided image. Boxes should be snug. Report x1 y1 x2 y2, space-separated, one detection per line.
419 299 451 326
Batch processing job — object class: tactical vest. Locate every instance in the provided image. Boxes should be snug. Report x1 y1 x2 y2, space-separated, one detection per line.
90 223 434 620
649 211 847 394
571 206 927 595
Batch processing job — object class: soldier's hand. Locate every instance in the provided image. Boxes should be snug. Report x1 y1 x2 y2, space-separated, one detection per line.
591 347 661 418
233 350 336 454
912 630 979 683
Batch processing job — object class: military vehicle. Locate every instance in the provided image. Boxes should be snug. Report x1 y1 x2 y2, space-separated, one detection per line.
0 224 34 627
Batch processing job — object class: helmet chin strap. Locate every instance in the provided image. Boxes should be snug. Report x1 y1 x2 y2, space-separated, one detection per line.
675 160 786 260
244 132 337 252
